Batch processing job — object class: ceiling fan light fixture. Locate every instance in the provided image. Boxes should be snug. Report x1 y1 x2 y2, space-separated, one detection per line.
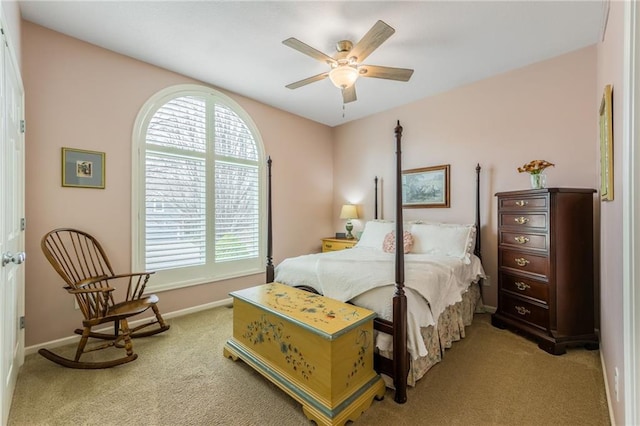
329 65 358 89
283 20 413 102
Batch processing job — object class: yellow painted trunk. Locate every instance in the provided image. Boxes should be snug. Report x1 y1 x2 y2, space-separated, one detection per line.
224 283 385 425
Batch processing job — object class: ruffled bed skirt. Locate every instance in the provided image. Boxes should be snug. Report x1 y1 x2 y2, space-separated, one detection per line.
379 282 483 387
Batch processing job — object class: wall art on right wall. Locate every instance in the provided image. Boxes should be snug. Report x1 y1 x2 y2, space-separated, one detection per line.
599 84 614 201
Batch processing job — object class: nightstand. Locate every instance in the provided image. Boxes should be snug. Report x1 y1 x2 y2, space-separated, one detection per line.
321 237 358 252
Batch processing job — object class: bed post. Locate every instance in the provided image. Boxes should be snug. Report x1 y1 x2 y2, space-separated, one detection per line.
474 163 482 260
374 176 379 220
474 163 483 296
393 121 408 404
266 156 274 283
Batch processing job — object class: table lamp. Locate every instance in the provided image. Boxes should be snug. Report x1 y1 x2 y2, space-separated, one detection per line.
339 204 359 239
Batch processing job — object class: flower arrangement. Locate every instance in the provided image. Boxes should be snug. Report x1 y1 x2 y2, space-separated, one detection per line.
517 160 555 175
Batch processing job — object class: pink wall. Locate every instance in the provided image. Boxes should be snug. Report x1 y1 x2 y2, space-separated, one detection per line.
596 1 626 424
333 46 598 309
22 22 334 346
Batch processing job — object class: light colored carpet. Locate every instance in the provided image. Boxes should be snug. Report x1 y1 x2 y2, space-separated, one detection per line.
8 308 610 425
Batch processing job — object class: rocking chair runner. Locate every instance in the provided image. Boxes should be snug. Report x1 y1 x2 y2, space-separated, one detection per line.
39 228 170 369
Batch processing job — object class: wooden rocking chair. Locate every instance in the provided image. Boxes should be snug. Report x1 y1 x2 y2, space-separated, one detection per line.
39 228 170 369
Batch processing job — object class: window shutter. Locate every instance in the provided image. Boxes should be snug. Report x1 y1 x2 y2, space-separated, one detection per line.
142 94 261 273
147 96 207 153
145 152 206 270
213 104 260 262
214 104 258 161
144 96 207 270
214 161 259 262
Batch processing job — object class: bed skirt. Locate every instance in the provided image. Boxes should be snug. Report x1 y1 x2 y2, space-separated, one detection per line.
379 282 484 387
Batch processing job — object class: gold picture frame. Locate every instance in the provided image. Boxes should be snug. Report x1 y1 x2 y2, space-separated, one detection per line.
599 84 613 201
61 147 106 189
402 164 450 208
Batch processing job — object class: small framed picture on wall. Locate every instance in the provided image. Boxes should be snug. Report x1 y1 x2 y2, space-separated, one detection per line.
61 147 106 189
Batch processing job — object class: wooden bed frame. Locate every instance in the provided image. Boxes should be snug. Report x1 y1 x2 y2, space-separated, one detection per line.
265 121 482 404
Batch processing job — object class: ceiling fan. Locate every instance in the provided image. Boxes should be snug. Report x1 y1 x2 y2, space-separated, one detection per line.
283 20 414 104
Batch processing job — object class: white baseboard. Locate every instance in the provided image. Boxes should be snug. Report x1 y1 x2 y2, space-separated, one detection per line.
483 305 497 314
600 351 617 426
24 297 233 356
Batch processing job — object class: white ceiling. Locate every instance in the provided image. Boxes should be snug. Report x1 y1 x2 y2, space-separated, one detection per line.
18 1 607 127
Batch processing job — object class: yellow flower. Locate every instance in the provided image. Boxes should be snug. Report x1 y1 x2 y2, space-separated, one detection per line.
517 160 555 175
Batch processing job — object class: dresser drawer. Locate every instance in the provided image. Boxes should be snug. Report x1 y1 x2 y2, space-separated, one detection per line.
498 196 548 210
499 231 547 251
500 272 549 304
500 293 549 330
499 213 547 230
500 249 549 277
322 239 357 252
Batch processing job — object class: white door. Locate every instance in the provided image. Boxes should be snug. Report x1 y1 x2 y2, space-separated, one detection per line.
0 21 25 425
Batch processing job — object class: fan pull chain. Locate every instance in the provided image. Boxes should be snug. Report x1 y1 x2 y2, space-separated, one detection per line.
342 102 345 119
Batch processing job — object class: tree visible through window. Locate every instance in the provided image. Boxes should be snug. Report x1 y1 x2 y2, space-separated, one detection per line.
133 85 264 290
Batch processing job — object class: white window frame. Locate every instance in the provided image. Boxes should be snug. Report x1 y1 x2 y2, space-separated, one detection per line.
132 84 266 292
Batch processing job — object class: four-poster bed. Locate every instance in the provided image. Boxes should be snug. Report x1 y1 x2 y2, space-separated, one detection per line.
264 121 484 404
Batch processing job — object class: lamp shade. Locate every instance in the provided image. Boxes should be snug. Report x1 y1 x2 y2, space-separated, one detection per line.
339 204 358 220
329 65 359 89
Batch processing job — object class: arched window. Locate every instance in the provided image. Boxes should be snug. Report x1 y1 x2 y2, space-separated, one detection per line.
132 85 265 291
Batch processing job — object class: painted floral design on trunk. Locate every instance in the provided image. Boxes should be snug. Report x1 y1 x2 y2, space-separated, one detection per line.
243 314 315 380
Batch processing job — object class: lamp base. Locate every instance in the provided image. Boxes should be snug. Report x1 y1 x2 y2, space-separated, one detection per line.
345 221 354 239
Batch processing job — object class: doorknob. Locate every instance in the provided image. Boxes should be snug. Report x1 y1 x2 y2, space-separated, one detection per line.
2 252 26 267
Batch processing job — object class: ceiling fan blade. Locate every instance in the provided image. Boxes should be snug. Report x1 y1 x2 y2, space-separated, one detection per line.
342 85 357 103
358 65 414 82
348 20 395 63
285 72 329 89
282 38 337 65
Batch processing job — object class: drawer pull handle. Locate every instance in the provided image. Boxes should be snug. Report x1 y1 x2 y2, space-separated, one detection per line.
514 217 529 225
514 257 530 267
515 306 531 316
514 236 529 244
514 281 531 291
515 200 528 207
325 244 332 248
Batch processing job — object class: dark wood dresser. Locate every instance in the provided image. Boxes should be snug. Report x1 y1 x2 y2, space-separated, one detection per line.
491 188 598 355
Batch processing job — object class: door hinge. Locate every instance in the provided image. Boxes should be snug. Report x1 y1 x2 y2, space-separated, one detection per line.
20 119 25 134
20 218 25 231
19 316 25 329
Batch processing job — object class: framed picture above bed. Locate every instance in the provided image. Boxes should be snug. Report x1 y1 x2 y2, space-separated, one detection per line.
402 164 450 208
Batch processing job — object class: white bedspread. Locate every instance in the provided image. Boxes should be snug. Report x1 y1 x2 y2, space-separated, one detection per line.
274 247 485 358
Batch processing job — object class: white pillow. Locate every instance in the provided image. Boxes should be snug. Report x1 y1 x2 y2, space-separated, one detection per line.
356 221 396 250
410 223 476 264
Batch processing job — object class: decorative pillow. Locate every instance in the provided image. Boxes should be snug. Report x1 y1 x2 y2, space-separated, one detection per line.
355 221 396 250
382 231 414 254
410 223 476 263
